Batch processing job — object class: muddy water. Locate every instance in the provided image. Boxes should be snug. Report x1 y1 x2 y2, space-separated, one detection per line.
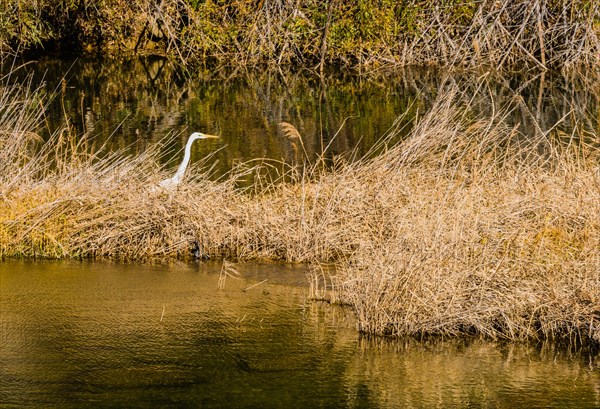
1 260 598 408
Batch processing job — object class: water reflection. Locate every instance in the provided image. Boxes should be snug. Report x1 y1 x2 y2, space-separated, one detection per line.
1 260 598 408
4 58 597 178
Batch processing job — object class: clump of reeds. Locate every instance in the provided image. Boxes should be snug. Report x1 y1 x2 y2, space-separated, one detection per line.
1 0 598 72
1 73 598 346
315 87 600 345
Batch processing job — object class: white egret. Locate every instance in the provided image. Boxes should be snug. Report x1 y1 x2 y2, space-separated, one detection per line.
158 132 220 188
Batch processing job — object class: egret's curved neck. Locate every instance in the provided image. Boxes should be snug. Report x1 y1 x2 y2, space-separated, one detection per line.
174 136 198 181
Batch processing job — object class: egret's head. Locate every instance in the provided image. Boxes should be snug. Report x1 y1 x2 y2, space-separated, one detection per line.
190 131 220 140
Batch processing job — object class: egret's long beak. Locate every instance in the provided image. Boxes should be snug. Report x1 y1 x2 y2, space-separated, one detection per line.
201 133 220 139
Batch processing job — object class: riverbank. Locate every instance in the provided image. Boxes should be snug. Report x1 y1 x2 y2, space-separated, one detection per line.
1 72 598 346
1 0 598 72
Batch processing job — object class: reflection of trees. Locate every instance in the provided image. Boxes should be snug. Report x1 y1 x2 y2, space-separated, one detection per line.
458 72 598 139
339 337 600 407
25 58 600 176
33 57 195 153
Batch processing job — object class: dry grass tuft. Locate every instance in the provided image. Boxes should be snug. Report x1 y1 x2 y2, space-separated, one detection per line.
1 75 598 346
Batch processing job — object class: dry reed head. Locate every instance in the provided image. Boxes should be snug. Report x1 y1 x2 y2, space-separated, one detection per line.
279 121 308 163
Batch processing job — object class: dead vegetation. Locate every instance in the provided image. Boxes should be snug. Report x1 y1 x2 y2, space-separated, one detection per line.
1 73 598 346
1 0 598 72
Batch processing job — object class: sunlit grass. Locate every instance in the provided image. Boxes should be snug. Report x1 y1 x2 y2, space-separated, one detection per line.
1 75 598 346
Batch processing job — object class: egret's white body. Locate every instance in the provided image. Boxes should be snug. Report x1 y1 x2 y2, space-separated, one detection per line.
158 132 219 189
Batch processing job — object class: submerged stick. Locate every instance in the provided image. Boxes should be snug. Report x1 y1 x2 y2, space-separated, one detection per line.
243 279 268 292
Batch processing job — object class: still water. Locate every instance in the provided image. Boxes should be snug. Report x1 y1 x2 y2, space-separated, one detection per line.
5 57 598 177
1 260 598 408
